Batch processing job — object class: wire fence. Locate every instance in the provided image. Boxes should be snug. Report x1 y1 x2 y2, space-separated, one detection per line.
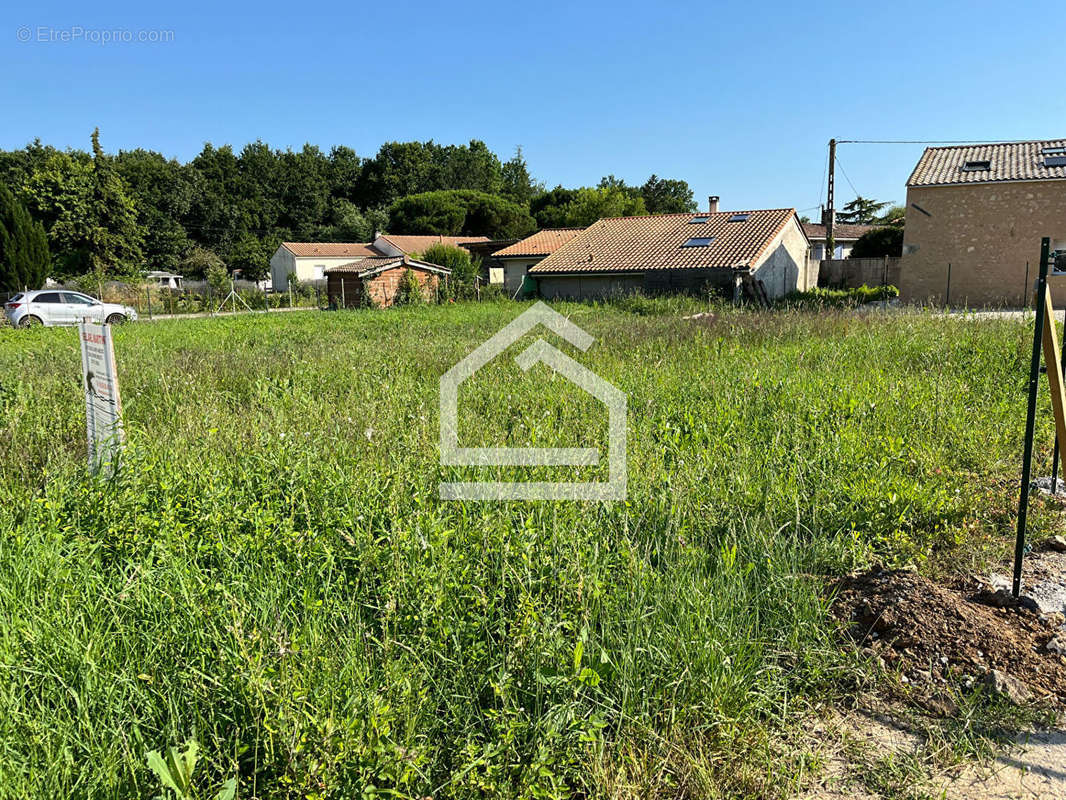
1 278 329 321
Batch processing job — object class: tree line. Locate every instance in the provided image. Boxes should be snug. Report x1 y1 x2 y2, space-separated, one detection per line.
0 130 697 290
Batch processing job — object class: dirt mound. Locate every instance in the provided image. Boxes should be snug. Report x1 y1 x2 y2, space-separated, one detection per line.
831 569 1066 706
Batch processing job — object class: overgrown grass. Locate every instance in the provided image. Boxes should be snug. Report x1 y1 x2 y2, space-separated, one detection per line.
776 284 900 309
0 301 1056 798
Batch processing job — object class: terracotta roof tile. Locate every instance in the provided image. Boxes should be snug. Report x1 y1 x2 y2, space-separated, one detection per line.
282 242 380 257
492 229 583 258
802 223 882 241
324 256 403 275
323 255 452 276
377 234 491 254
907 140 1066 187
529 210 798 275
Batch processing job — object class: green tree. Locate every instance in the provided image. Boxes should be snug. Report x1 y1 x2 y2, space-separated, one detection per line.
357 141 446 208
441 140 503 195
389 192 465 235
530 186 580 228
185 143 254 256
114 149 195 271
849 226 903 258
837 196 891 225
178 245 226 279
640 174 697 214
877 205 906 226
389 190 535 238
237 140 281 235
277 144 330 239
225 232 274 281
500 146 540 207
22 129 144 277
0 184 50 291
314 199 386 242
561 186 647 227
327 145 363 202
357 140 510 209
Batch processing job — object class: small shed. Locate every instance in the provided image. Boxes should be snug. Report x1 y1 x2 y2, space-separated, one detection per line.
325 255 451 308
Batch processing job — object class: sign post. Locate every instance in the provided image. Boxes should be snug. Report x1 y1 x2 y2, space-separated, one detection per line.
78 319 124 475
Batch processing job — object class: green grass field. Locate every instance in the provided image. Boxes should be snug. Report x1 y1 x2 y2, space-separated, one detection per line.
0 300 1055 799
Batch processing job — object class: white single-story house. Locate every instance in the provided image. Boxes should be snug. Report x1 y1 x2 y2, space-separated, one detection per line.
270 234 491 288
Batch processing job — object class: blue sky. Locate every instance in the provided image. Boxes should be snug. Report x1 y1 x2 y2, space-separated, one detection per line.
3 0 1064 216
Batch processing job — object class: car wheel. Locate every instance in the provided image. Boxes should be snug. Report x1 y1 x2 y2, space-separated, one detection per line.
19 315 43 328
105 313 127 325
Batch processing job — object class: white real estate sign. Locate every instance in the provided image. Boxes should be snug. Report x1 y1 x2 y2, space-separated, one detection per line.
78 320 124 474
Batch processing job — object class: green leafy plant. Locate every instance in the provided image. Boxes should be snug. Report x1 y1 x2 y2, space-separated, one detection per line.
393 267 425 306
147 739 236 800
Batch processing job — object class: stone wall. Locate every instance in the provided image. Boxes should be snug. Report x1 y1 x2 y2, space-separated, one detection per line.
899 180 1066 307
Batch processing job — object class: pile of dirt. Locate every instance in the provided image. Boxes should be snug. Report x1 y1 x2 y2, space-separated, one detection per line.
831 568 1066 707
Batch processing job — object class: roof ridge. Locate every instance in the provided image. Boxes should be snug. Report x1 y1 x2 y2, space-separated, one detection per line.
918 138 1066 152
593 208 797 223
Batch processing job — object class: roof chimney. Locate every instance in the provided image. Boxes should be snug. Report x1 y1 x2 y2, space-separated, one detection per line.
708 196 719 213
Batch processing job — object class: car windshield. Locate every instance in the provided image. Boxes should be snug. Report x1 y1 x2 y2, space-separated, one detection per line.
7 293 22 302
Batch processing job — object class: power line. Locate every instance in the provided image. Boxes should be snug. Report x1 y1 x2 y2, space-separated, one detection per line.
833 154 861 200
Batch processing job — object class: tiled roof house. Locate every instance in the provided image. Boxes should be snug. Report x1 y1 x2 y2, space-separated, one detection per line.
899 139 1066 306
489 229 583 296
527 209 811 300
269 234 490 288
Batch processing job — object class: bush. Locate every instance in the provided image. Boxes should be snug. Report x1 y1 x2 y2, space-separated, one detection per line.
393 268 425 306
850 227 903 258
179 246 226 280
420 244 478 284
777 284 899 309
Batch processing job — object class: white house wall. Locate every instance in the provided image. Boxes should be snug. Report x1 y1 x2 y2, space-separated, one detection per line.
494 258 541 295
752 218 810 298
270 248 365 287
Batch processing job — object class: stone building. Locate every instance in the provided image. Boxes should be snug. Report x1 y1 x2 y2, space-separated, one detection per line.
899 140 1066 307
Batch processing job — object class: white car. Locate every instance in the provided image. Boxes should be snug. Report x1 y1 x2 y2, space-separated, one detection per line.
4 290 139 328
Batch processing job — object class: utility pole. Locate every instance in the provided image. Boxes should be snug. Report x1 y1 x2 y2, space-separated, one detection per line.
824 138 836 259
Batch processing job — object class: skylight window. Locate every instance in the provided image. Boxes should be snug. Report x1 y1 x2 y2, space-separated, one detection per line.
689 215 710 224
961 160 991 171
728 213 749 222
1045 156 1066 168
682 237 715 248
1041 146 1066 155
